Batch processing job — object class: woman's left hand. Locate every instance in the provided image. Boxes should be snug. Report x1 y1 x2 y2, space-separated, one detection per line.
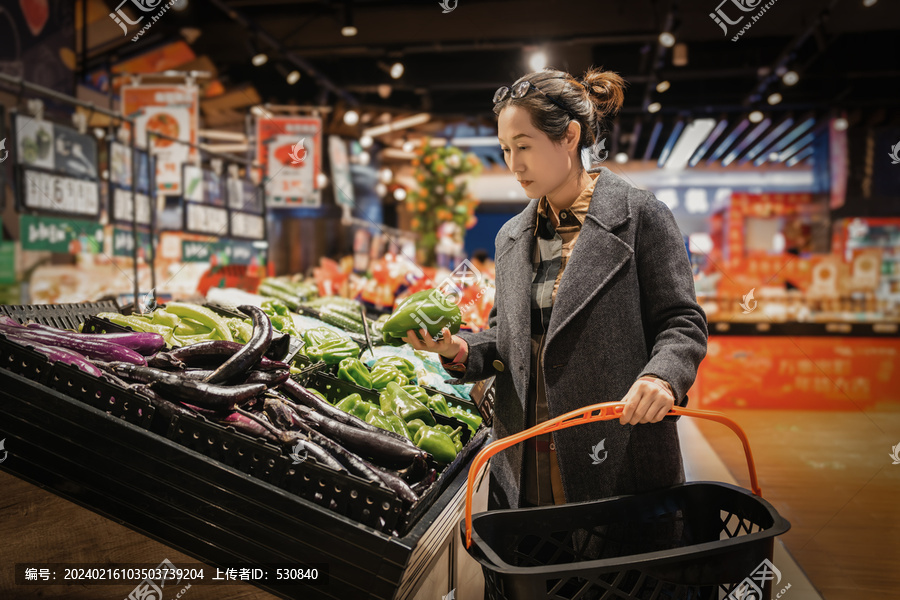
619 378 675 425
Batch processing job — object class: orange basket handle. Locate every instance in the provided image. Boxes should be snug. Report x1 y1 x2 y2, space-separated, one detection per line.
464 401 760 549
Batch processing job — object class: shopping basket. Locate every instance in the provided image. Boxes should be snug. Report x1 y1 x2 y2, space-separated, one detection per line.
460 402 791 600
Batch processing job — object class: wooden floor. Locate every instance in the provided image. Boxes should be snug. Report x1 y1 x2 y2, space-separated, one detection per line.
692 406 900 600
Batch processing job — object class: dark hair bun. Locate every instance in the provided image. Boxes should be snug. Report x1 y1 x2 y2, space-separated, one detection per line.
581 67 626 117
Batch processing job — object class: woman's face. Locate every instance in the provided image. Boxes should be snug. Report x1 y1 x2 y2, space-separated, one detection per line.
497 105 580 200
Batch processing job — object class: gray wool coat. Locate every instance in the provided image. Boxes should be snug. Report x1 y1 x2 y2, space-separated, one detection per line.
446 167 708 510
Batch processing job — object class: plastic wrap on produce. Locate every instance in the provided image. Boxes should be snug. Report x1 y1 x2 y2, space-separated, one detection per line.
290 313 349 338
206 287 268 309
361 345 472 399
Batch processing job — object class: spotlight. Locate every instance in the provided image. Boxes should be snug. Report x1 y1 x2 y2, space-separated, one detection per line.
393 187 407 201
375 182 388 197
614 152 629 164
672 42 688 66
749 111 764 123
316 172 329 188
358 150 370 165
647 102 661 114
286 70 301 85
343 110 360 126
834 117 849 131
93 128 106 140
390 62 404 79
658 32 676 48
767 93 783 105
782 71 799 86
656 80 671 93
402 140 416 153
379 168 393 183
252 53 268 66
528 50 547 71
341 25 357 36
360 135 373 148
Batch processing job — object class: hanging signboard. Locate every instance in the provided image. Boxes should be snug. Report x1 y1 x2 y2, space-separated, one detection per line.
181 239 266 266
227 176 264 214
19 214 103 253
230 212 266 240
122 85 199 196
255 116 322 208
182 163 228 235
109 141 154 226
184 203 228 236
111 227 154 259
329 135 355 209
20 169 100 217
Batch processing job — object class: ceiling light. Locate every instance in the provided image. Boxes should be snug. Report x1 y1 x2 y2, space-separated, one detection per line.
767 92 783 105
393 187 407 201
402 140 416 153
749 110 764 123
341 25 357 36
834 117 849 131
390 62 404 79
528 50 547 71
647 102 661 114
614 152 629 164
316 172 329 188
656 80 671 93
379 168 393 183
343 110 360 126
672 42 688 66
658 32 676 48
782 70 799 86
863 0 877 6
358 150 370 165
375 182 388 197
93 128 106 140
360 135 373 148
377 84 392 99
286 70 301 84
251 53 268 66
664 118 717 171
768 151 780 162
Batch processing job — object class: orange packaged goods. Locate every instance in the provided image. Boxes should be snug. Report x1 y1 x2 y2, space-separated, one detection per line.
313 257 351 297
145 113 180 147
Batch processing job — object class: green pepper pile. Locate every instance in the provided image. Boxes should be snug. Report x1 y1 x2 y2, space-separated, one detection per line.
94 302 255 348
381 288 463 347
301 327 360 365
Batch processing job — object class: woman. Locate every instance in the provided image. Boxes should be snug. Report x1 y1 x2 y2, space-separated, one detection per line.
401 66 708 511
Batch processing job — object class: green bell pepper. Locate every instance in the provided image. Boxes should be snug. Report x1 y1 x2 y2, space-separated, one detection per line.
379 381 435 425
381 288 463 347
449 404 483 434
262 298 291 317
306 337 360 365
372 356 416 380
401 384 430 405
413 425 459 464
370 366 409 389
303 327 343 348
405 419 427 439
337 357 373 388
435 424 464 453
364 407 393 432
384 412 412 439
336 393 378 420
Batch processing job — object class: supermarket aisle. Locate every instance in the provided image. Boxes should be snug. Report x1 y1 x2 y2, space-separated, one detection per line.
679 418 823 599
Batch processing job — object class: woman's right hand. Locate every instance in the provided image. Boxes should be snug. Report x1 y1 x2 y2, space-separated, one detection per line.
400 326 461 359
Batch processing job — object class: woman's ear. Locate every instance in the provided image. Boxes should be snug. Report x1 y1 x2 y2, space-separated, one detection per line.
566 120 582 153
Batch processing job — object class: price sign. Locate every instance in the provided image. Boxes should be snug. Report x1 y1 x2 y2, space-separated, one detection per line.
230 212 265 240
184 203 228 235
21 169 100 217
111 188 152 226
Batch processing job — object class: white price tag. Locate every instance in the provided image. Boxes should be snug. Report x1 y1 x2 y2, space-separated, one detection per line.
185 203 228 235
23 170 100 217
230 212 265 240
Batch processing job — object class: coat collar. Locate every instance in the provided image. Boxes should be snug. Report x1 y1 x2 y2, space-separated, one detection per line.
533 172 598 236
507 167 631 241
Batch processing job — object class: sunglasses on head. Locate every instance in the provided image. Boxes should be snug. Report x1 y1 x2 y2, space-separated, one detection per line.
493 76 577 119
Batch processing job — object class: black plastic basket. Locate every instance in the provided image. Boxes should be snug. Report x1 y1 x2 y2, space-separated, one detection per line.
461 402 791 600
1 300 120 330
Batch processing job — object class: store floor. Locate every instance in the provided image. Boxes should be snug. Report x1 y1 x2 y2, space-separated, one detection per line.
683 407 900 600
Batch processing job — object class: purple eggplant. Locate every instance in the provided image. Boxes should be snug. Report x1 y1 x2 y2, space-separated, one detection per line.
0 316 23 327
25 323 165 355
97 362 265 409
0 323 146 365
147 351 186 370
1 332 102 377
369 464 419 505
168 340 288 371
204 305 272 384
220 410 281 443
278 378 418 447
244 369 289 387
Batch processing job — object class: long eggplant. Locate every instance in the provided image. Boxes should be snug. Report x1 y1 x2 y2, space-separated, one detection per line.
168 340 288 371
1 333 103 377
97 362 264 409
204 305 272 384
287 399 429 469
147 351 186 370
369 464 419 504
25 323 166 355
245 369 289 387
238 406 347 473
278 378 418 447
219 410 281 444
0 323 146 365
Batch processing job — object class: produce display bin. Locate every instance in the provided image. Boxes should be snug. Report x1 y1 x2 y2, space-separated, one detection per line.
0 364 487 599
